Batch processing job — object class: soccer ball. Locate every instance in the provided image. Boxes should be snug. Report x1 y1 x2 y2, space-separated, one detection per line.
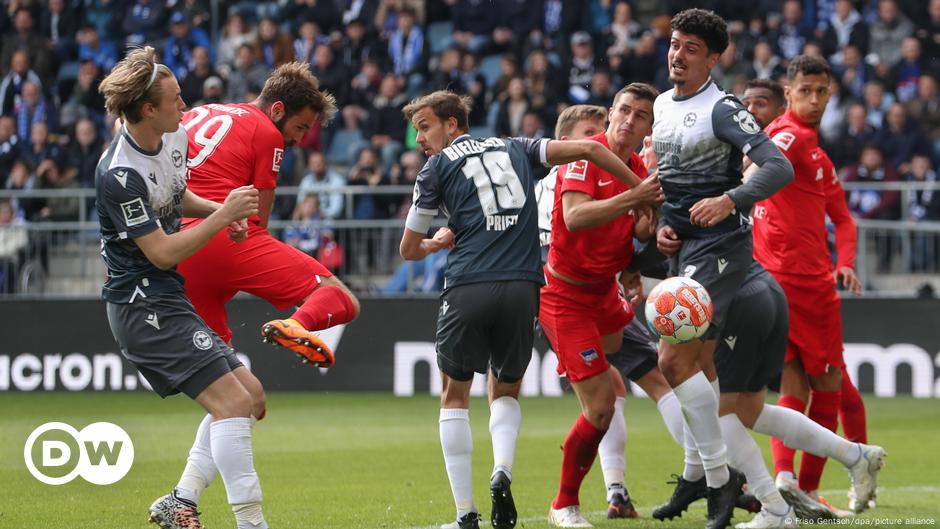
644 276 713 344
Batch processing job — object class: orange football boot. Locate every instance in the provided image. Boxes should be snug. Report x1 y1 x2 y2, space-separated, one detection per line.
261 319 335 367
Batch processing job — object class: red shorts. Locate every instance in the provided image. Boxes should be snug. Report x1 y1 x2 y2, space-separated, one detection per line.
177 220 332 343
775 273 844 376
538 270 633 382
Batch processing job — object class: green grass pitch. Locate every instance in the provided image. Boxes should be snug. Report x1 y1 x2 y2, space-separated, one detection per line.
1 393 937 529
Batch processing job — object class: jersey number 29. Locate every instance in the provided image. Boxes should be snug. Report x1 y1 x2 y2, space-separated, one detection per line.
462 151 525 215
182 107 234 168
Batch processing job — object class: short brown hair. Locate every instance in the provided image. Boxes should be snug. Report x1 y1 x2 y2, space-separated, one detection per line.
258 62 337 125
98 46 174 124
787 54 832 81
613 82 660 106
402 90 472 132
554 104 606 139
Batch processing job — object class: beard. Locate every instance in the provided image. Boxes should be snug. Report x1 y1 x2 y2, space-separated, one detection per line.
274 114 293 146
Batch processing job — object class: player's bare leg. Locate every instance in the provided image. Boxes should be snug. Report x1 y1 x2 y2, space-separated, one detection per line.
439 374 481 529
487 372 523 529
261 276 359 367
717 391 795 528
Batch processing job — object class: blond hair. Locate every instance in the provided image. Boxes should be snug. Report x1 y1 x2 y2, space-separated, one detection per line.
259 62 337 125
98 46 173 123
402 91 472 132
554 104 607 139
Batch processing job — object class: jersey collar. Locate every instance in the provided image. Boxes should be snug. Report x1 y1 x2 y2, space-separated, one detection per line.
672 76 714 102
122 126 163 157
450 134 472 145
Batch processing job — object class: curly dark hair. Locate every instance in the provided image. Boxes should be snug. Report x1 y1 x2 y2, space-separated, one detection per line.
787 54 832 81
670 9 729 55
745 79 785 105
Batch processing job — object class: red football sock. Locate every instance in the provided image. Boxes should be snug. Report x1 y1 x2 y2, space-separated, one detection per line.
770 394 806 476
552 414 607 510
798 389 841 492
839 367 867 444
290 285 357 331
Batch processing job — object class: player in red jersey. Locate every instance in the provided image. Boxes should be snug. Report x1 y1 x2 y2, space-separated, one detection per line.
752 55 884 516
541 83 664 527
177 63 359 369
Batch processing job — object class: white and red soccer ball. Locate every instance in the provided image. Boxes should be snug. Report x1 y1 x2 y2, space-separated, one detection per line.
644 276 713 344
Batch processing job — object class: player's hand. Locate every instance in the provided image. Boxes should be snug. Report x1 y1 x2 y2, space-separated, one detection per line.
423 227 455 253
629 173 664 208
835 266 862 296
620 270 644 307
228 219 249 243
221 185 259 222
633 207 658 242
689 193 735 228
657 225 682 257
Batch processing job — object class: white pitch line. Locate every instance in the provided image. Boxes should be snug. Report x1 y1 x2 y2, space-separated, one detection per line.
396 486 940 529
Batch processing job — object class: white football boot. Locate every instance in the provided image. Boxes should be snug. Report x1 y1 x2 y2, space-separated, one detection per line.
846 443 886 513
735 506 799 529
547 505 593 527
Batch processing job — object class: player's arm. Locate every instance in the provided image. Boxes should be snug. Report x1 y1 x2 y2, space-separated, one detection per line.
258 188 275 229
182 188 220 217
691 98 793 226
401 159 446 260
825 171 862 294
546 139 646 188
562 175 663 232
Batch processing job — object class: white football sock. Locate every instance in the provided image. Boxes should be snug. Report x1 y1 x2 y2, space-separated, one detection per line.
489 396 521 482
719 414 789 516
681 417 705 482
673 372 728 488
709 378 720 400
656 391 685 446
210 418 265 529
599 396 626 498
440 408 476 517
753 404 861 467
177 414 216 504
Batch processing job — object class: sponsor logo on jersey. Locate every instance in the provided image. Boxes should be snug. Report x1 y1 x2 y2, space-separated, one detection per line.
113 169 128 188
683 112 697 127
441 300 450 316
733 110 761 134
598 179 613 187
147 172 157 185
193 331 213 351
120 198 149 227
579 348 599 365
771 131 795 151
272 148 284 172
144 313 160 330
682 265 697 277
565 160 588 181
717 258 729 274
816 167 824 181
172 150 184 169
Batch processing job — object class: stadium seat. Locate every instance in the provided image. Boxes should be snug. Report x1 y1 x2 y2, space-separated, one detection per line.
480 54 503 88
326 128 367 165
427 21 454 54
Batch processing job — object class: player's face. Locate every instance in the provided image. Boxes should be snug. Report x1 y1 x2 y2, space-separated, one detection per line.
274 105 317 146
412 107 457 156
607 92 653 148
148 76 185 133
564 118 606 141
668 31 720 91
785 72 831 127
741 88 784 129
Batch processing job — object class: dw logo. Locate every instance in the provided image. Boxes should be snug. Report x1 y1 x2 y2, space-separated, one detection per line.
23 422 134 485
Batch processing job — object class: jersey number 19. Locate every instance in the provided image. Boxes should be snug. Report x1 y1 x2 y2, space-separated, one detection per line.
462 151 526 215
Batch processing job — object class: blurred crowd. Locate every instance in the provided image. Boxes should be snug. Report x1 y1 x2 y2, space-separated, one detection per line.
1 0 940 289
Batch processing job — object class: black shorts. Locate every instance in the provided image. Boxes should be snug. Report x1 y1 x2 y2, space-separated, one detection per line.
436 280 539 383
107 292 243 398
670 225 753 339
714 272 788 393
607 317 659 382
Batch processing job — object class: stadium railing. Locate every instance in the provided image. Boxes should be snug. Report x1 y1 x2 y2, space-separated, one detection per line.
0 183 937 298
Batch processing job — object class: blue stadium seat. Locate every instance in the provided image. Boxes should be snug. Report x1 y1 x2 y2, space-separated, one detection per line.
326 128 367 165
479 54 503 88
427 21 454 54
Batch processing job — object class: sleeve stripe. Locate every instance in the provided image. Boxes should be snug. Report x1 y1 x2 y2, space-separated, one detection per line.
539 139 550 167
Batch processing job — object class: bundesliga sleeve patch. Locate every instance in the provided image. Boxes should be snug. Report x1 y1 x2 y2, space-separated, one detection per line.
120 198 150 227
565 160 588 181
272 148 284 172
771 132 796 151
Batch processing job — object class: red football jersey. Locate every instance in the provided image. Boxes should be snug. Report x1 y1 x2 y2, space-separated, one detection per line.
547 132 645 283
753 108 857 277
182 103 285 224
